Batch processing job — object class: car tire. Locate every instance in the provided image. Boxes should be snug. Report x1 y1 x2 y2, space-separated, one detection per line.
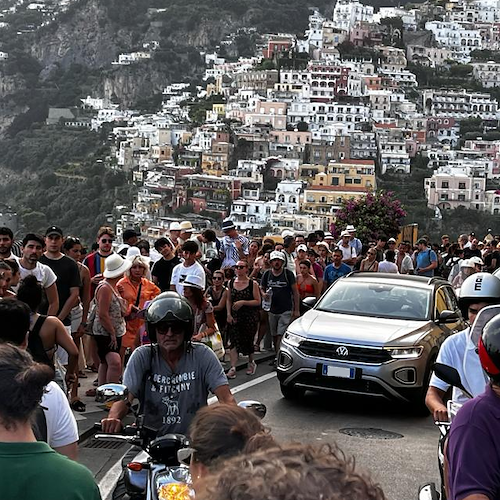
280 382 306 400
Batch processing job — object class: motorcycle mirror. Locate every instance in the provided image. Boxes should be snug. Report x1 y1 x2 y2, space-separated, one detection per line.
433 363 473 399
237 400 267 419
96 383 129 404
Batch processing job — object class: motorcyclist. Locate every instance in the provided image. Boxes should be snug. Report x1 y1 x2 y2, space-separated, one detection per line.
425 273 500 421
446 314 500 500
102 292 235 435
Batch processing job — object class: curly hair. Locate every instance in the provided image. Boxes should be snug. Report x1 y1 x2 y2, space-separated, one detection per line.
196 442 385 500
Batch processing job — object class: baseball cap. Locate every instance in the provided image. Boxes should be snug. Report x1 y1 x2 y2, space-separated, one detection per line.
270 250 285 262
388 237 396 243
45 226 63 237
297 244 308 252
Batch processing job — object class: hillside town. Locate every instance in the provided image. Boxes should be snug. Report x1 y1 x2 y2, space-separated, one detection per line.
5 0 500 241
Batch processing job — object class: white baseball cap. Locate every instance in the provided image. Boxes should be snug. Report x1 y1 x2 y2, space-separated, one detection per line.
270 250 285 262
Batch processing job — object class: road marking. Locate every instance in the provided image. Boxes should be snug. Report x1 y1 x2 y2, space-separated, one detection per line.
100 450 129 500
208 372 277 405
98 371 276 497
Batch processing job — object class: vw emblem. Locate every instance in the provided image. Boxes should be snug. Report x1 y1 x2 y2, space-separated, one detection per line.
336 346 349 357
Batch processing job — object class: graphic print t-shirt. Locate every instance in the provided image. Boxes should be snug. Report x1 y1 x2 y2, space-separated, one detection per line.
123 343 227 435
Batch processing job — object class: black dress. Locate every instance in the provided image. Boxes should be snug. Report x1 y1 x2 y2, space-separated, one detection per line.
226 279 260 356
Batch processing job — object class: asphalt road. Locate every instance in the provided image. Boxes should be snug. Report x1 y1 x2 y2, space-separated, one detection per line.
80 361 440 500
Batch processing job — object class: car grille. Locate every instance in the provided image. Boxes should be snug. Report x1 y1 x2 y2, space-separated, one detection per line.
293 372 389 397
298 340 391 364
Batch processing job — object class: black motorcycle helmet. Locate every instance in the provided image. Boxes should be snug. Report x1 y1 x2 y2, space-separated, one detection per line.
478 314 500 384
145 292 194 343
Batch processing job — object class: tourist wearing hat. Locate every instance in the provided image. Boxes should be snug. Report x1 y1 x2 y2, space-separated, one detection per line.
183 274 218 343
316 242 333 270
219 219 249 269
168 221 181 247
338 230 357 270
178 220 195 248
260 251 300 364
93 253 131 387
117 254 160 357
305 247 324 286
337 225 362 257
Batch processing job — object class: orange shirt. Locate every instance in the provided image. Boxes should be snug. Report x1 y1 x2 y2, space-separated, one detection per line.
117 276 161 348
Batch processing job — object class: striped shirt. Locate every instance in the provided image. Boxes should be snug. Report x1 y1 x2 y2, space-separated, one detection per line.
220 234 249 268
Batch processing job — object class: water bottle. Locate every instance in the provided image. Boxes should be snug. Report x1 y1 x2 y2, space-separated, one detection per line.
262 287 273 312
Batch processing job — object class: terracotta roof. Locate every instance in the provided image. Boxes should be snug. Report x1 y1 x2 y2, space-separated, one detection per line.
306 185 372 192
339 159 375 165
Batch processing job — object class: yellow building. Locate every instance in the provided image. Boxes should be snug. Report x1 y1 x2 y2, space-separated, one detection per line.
201 141 233 176
301 159 376 223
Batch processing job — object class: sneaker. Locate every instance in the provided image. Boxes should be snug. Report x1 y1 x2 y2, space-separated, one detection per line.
246 361 257 376
226 367 237 379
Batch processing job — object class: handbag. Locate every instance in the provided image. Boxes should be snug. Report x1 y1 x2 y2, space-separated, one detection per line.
84 298 97 336
199 324 225 361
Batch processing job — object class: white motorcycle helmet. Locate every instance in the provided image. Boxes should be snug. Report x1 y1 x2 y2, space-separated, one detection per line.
458 272 500 318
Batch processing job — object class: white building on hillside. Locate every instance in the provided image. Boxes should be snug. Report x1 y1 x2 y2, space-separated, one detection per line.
333 0 374 31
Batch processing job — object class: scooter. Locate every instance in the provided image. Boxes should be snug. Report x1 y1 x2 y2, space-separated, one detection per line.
94 383 267 500
418 363 473 500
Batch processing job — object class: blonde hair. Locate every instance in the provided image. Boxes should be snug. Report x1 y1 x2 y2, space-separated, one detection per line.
126 255 151 280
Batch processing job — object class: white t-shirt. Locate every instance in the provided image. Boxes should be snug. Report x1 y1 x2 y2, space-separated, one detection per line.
171 261 206 295
378 261 399 273
400 254 414 274
429 328 488 405
339 244 356 269
18 261 57 289
42 381 79 448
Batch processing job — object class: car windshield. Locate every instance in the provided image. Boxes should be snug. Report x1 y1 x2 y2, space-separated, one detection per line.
316 281 432 321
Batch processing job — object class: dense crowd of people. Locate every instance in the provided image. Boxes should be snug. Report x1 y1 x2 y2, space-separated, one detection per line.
2 219 500 500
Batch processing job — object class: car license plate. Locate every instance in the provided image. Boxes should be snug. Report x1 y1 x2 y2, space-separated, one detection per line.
321 365 355 379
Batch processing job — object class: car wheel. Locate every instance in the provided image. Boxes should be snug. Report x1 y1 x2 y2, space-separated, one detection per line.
280 382 306 400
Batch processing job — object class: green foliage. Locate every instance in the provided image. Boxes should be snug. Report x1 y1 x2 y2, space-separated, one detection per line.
337 41 380 61
470 49 500 63
0 128 133 242
332 191 407 242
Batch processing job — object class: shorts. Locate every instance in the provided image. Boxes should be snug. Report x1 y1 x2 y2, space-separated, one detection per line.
71 304 83 333
268 311 292 337
94 335 122 363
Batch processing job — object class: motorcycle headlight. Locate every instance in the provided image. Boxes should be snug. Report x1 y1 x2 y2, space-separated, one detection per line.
156 467 193 500
385 346 423 359
283 331 305 347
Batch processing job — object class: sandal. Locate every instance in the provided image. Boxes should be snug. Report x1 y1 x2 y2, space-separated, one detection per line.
70 400 86 412
85 388 96 397
226 367 237 379
246 361 257 376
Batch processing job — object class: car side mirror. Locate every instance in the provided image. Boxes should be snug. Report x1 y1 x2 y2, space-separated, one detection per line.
302 296 317 310
437 310 460 324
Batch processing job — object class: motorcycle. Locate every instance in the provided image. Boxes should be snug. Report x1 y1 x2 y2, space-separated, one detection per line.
418 363 473 500
94 383 267 500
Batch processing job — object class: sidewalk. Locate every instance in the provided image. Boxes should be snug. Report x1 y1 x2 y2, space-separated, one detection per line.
75 349 275 443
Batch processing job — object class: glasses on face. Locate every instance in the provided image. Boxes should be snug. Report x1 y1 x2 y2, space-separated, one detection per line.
177 447 196 466
235 265 247 270
156 323 185 336
101 239 113 243
213 276 223 280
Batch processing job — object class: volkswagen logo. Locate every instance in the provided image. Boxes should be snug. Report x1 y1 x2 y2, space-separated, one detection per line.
336 346 349 357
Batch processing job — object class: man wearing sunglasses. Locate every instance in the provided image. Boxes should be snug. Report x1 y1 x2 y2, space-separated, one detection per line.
101 292 235 436
83 226 116 291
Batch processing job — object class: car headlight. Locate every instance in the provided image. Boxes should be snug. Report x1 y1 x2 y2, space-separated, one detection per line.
385 346 423 359
283 331 305 347
156 467 193 500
